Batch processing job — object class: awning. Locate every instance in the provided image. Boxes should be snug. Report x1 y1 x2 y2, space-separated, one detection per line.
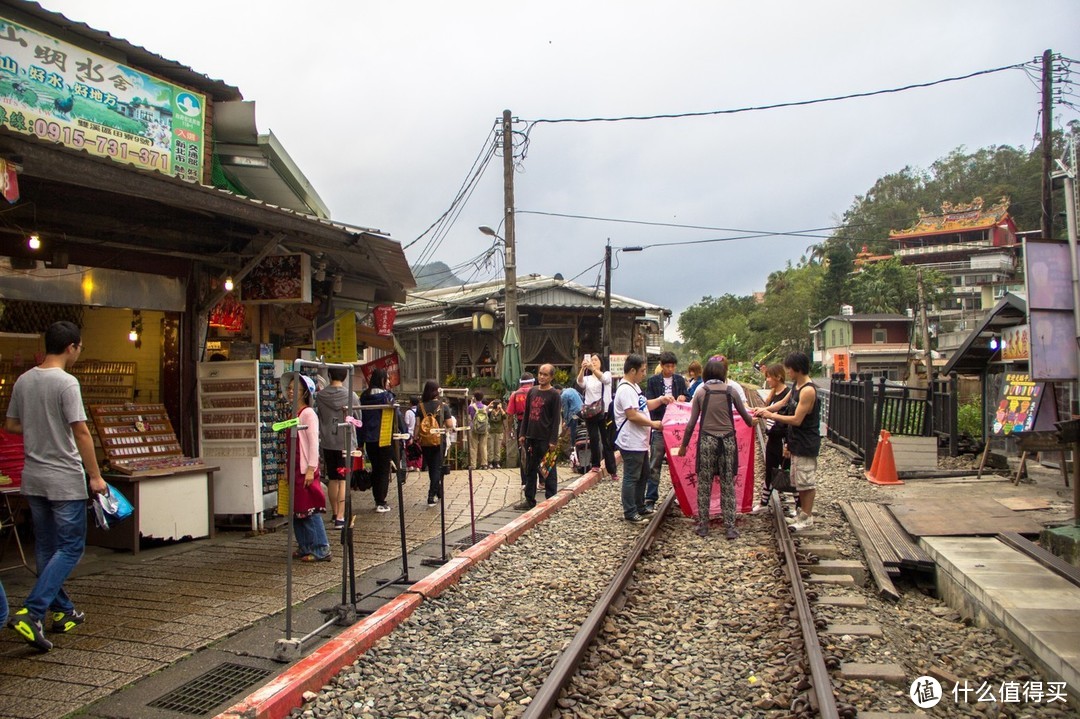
941 293 1028 375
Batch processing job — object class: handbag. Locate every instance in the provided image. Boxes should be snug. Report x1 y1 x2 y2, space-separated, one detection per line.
91 482 134 530
770 467 795 493
351 467 373 492
579 399 605 421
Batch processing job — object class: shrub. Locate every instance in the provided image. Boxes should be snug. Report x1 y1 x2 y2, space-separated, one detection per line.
957 399 983 439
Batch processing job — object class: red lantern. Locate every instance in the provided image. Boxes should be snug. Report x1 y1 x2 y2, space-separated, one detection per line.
373 305 396 336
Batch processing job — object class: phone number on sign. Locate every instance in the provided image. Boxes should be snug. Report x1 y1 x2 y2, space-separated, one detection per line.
30 118 168 170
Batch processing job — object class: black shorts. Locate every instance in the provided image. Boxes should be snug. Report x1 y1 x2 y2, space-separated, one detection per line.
322 448 349 482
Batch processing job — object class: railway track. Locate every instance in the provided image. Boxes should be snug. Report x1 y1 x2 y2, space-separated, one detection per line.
290 392 1075 718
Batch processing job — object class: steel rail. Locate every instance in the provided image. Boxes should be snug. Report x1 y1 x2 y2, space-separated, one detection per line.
520 491 676 719
771 489 840 719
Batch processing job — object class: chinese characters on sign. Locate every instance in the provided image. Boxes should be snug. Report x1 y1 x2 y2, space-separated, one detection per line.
990 373 1044 436
239 254 312 304
0 16 206 180
910 676 1069 709
315 311 358 364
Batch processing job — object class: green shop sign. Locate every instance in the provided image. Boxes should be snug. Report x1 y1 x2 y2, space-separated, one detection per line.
0 17 206 181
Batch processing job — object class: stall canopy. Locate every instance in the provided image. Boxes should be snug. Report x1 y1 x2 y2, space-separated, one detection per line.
0 131 414 305
941 292 1028 375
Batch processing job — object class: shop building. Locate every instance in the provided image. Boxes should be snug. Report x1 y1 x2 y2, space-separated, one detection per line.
0 1 414 538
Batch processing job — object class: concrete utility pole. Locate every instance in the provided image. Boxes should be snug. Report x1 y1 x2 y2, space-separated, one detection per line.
501 109 518 330
1041 49 1054 239
602 240 612 363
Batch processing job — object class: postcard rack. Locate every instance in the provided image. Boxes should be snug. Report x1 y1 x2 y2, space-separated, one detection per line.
89 403 203 476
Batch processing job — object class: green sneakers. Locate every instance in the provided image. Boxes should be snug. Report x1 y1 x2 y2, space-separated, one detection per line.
50 609 85 634
8 608 53 652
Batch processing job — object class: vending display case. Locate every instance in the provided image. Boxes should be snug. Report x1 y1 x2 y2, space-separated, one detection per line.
197 360 285 530
88 403 216 553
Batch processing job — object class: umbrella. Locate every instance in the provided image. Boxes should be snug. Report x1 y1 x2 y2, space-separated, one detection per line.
499 323 522 399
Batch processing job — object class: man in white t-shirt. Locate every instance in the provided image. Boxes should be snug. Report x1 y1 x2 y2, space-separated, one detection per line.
613 353 671 523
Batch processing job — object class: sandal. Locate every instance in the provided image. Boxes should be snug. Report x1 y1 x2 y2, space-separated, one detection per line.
299 553 332 563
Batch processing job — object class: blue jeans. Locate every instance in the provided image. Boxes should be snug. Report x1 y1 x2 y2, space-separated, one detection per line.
0 577 8 627
24 496 86 620
646 429 666 504
293 515 331 559
621 449 649 519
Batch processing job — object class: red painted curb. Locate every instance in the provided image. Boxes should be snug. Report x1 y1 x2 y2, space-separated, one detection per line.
405 556 474 599
493 512 539 544
542 491 573 512
565 470 602 496
456 530 507 564
213 593 422 719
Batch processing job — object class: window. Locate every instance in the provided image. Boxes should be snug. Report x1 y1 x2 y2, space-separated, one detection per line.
872 328 887 344
399 338 417 384
830 329 837 346
454 351 473 379
420 335 438 383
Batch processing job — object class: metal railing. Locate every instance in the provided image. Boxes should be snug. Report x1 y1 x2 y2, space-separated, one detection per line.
826 372 958 469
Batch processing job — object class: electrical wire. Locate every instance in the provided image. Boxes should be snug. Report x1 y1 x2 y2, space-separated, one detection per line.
522 61 1034 128
403 127 497 254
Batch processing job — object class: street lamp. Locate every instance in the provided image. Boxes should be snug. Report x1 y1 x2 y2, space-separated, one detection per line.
479 225 517 330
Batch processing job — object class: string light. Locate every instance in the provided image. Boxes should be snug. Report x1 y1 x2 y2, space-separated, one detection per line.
27 234 40 250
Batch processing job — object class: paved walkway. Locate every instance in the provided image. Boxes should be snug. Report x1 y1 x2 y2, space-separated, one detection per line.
0 466 525 719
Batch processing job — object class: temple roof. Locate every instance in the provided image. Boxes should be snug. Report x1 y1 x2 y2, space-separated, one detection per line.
889 196 1012 239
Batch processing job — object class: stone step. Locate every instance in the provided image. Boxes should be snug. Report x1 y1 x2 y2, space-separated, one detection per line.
807 573 856 586
799 543 842 558
790 529 829 539
839 662 907 684
824 623 884 638
813 559 867 585
814 595 868 608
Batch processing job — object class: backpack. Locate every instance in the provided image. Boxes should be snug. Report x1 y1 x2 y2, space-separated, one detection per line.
472 404 489 434
418 403 443 447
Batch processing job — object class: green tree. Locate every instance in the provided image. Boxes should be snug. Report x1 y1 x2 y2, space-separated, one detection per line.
677 294 756 359
747 261 823 354
846 257 951 316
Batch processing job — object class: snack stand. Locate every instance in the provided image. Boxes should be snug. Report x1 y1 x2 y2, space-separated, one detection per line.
87 403 217 553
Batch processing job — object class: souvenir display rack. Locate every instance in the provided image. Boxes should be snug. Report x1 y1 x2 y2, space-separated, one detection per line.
87 403 215 553
89 403 207 476
0 359 135 423
197 360 283 530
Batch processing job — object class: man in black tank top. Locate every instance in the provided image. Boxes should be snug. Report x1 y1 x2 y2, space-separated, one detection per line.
753 351 819 531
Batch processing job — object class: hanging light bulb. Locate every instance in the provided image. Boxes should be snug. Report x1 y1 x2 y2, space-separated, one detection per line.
128 321 139 342
27 234 41 250
332 274 342 294
224 276 234 292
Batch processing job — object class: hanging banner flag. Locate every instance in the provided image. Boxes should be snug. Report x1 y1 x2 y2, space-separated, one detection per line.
373 305 396 336
662 400 756 518
314 310 357 363
359 352 400 389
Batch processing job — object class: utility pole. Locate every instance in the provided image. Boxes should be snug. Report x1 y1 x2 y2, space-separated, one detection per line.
917 269 934 432
602 240 612 363
1041 49 1054 239
501 109 518 330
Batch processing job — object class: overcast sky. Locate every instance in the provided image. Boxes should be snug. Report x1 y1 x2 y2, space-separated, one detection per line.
35 1 1080 339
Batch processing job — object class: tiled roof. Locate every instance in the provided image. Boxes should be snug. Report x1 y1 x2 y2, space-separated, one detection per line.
890 196 1011 238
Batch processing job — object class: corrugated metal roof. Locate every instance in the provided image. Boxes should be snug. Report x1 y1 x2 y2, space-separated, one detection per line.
7 1 243 101
398 274 667 315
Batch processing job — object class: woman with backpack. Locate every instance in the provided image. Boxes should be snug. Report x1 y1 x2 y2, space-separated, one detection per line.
674 357 756 540
359 368 396 514
415 379 453 506
467 391 489 469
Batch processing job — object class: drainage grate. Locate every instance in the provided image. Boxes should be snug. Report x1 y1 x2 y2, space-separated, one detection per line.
148 662 273 716
453 531 491 550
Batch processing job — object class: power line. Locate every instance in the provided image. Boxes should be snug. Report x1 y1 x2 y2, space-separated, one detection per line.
523 61 1033 127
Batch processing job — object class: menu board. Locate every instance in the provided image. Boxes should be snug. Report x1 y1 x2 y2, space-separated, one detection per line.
991 373 1044 436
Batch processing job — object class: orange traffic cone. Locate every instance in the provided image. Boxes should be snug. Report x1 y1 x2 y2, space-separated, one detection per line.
865 430 904 485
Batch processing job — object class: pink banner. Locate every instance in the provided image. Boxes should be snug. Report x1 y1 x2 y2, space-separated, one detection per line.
662 401 756 518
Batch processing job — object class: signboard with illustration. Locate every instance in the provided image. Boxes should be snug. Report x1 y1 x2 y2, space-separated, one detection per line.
991 373 1044 436
1001 324 1029 362
239 253 311 304
359 353 401 389
0 17 206 180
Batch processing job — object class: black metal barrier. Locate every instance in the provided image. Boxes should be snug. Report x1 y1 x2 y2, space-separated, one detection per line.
826 372 958 469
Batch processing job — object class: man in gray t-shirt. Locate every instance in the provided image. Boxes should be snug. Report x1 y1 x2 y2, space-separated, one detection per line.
5 321 104 651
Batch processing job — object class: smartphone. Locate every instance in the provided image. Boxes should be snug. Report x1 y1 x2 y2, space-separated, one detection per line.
583 354 591 364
